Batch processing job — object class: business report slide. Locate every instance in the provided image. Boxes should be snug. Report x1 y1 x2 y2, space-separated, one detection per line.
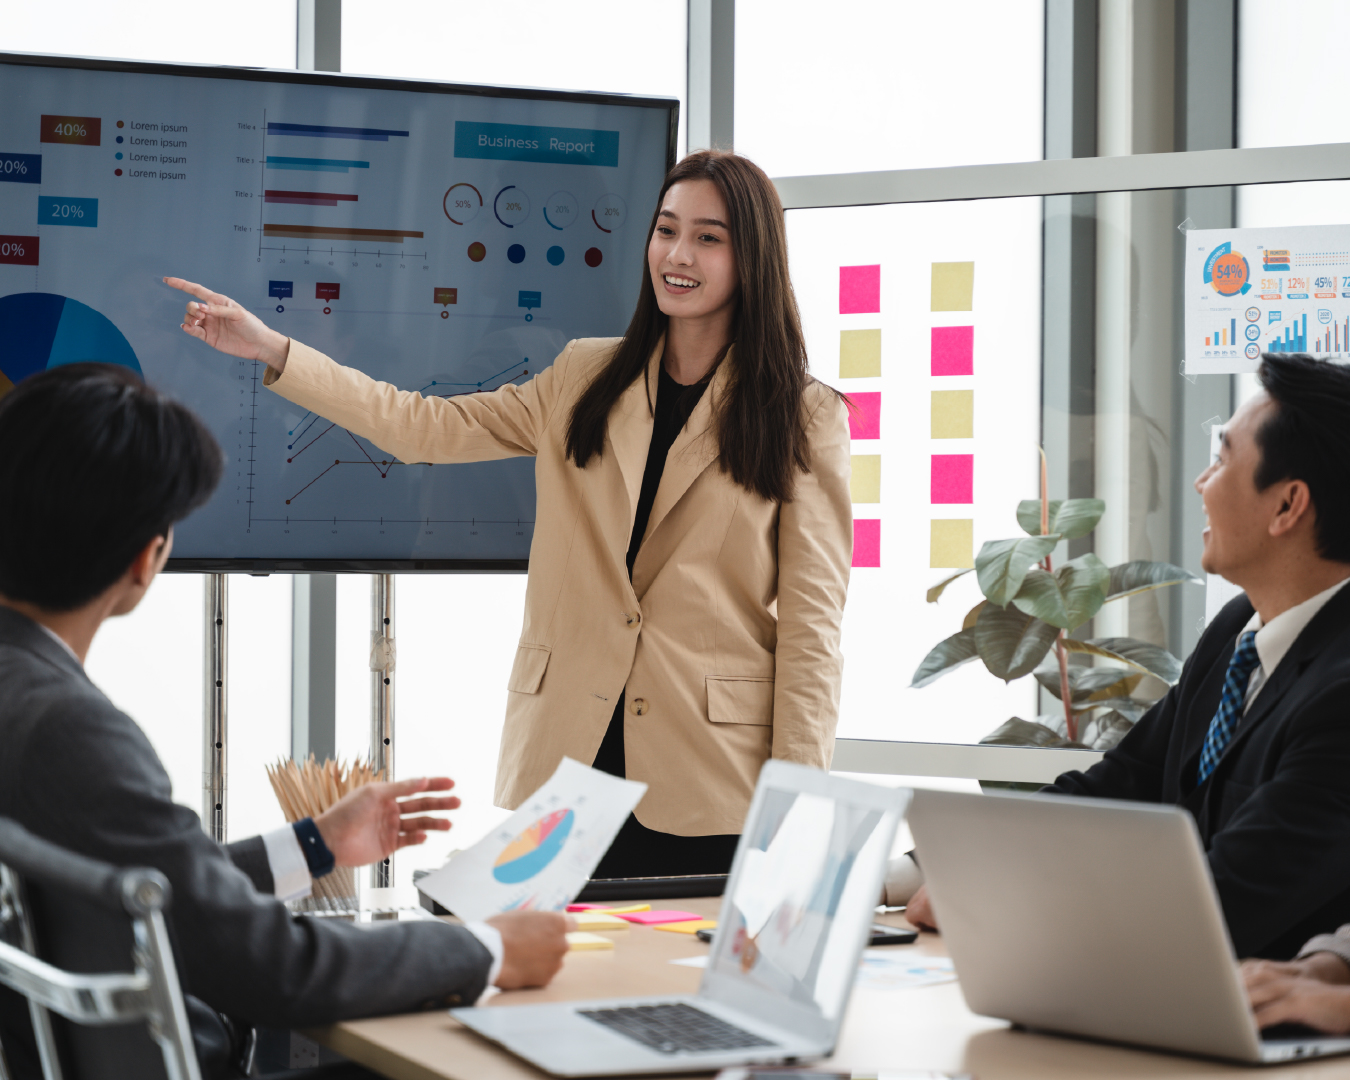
0 59 672 563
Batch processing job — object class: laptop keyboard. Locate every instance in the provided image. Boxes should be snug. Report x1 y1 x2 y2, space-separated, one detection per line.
578 1003 778 1055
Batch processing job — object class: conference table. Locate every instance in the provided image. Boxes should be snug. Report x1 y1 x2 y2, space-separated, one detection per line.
308 897 1350 1080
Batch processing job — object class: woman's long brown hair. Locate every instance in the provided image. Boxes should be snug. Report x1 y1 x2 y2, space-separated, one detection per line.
564 150 830 503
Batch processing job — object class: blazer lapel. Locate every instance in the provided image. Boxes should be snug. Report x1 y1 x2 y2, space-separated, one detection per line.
637 346 731 549
607 337 664 534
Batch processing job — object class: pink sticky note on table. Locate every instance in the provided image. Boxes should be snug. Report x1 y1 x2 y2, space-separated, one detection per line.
567 904 607 912
931 326 974 376
853 519 881 568
617 909 702 925
845 392 881 440
839 265 881 314
932 455 974 503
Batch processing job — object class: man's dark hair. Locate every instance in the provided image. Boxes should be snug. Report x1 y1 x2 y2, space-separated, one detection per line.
1255 352 1350 563
0 363 222 610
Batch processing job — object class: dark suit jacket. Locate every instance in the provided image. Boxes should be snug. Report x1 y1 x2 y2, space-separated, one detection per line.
0 607 491 1077
1047 585 1350 960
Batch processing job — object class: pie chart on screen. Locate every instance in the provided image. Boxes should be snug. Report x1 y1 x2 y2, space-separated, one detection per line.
0 292 141 396
492 808 574 884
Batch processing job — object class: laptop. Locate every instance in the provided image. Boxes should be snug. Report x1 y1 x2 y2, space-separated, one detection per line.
451 760 909 1076
907 788 1350 1065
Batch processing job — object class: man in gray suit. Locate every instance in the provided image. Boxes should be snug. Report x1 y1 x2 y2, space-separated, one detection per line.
0 364 570 1078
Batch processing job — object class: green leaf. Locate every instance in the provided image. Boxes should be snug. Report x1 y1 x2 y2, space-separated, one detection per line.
1061 637 1183 684
926 568 973 603
1011 553 1110 630
911 628 980 688
1034 664 1143 703
974 603 1061 681
1016 498 1106 540
1105 560 1202 601
1071 696 1150 722
975 535 1060 607
962 600 987 630
1078 709 1136 751
979 716 1087 749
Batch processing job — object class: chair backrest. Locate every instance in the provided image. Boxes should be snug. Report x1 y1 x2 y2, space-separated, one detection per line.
0 817 201 1080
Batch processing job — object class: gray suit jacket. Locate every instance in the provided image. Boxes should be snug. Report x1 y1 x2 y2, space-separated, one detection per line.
0 606 490 1076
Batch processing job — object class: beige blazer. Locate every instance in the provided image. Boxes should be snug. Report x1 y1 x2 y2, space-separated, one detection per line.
265 336 852 834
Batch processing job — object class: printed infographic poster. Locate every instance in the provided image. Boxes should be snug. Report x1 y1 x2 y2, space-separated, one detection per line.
1185 223 1350 375
0 60 671 563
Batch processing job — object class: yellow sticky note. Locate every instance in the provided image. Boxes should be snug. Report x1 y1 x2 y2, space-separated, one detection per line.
850 455 881 503
839 329 881 378
589 903 650 915
571 912 630 932
931 390 974 439
931 262 974 311
930 520 974 568
566 932 616 951
654 919 717 935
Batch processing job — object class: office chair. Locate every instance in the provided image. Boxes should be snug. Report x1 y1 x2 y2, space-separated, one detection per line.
0 816 201 1080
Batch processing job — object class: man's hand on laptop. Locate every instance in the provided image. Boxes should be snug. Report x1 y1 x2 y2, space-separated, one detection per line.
488 911 576 989
314 776 460 867
1243 957 1350 1034
905 884 939 932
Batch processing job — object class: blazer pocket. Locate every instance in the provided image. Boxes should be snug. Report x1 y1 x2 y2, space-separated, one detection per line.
706 676 775 726
508 644 552 694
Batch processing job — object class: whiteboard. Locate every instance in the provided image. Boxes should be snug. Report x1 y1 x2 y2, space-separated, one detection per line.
0 53 675 569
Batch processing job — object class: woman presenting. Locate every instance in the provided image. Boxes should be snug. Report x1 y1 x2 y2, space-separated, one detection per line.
167 150 852 878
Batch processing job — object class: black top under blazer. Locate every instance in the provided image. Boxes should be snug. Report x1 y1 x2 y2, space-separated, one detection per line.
0 607 491 1078
1047 585 1350 960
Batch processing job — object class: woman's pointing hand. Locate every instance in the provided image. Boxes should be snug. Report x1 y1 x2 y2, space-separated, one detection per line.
164 276 291 374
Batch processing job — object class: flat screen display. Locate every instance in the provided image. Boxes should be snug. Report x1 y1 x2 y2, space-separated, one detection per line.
0 53 676 570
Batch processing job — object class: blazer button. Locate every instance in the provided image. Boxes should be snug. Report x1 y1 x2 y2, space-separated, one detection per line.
625 612 641 627
630 698 648 716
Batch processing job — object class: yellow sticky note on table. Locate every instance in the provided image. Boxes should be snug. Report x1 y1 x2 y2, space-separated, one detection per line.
566 931 616 951
571 912 630 932
592 903 649 915
839 329 881 378
931 390 974 439
654 919 717 935
930 520 974 568
850 455 881 503
931 262 974 311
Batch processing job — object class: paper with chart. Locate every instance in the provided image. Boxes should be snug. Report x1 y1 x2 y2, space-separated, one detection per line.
1185 223 1350 374
416 758 645 922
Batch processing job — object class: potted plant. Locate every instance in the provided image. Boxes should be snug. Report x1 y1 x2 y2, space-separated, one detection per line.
912 456 1201 750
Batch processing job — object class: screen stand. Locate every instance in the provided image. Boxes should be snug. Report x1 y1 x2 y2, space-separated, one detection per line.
370 574 395 887
203 573 227 843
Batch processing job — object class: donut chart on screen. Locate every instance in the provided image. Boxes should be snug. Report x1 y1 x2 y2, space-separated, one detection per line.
0 292 141 395
492 808 574 884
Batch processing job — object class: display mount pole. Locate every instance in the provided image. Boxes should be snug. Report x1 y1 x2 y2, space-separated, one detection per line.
370 574 395 887
203 573 228 843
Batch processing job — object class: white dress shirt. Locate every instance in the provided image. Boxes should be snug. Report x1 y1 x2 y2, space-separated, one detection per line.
40 621 505 990
882 574 1350 907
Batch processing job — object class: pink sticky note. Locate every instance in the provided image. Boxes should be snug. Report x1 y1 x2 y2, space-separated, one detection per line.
931 326 974 376
845 392 881 440
853 519 881 568
839 265 881 314
931 455 974 503
566 904 607 911
617 909 702 925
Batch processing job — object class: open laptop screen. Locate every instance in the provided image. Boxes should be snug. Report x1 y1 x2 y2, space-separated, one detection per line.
707 772 900 1028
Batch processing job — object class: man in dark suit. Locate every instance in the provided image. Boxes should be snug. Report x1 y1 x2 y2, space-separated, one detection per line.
0 364 570 1078
894 352 1350 961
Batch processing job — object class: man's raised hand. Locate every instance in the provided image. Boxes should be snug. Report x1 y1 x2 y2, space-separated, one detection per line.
313 776 460 868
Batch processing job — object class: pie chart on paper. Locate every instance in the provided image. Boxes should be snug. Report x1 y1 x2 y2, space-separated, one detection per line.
492 808 575 884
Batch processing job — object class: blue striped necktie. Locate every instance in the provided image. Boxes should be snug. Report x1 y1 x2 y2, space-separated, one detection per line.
1197 630 1261 785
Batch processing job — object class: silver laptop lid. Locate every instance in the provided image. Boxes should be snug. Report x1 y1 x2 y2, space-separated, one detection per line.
701 761 908 1049
908 789 1265 1062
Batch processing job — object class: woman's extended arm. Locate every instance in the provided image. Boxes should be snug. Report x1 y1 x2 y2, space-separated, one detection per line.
165 277 574 465
771 389 853 766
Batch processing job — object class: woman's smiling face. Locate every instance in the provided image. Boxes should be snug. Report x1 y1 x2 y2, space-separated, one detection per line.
647 179 740 324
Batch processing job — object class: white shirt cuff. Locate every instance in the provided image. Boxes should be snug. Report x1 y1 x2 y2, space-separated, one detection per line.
883 854 925 907
464 920 504 1001
262 825 313 903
